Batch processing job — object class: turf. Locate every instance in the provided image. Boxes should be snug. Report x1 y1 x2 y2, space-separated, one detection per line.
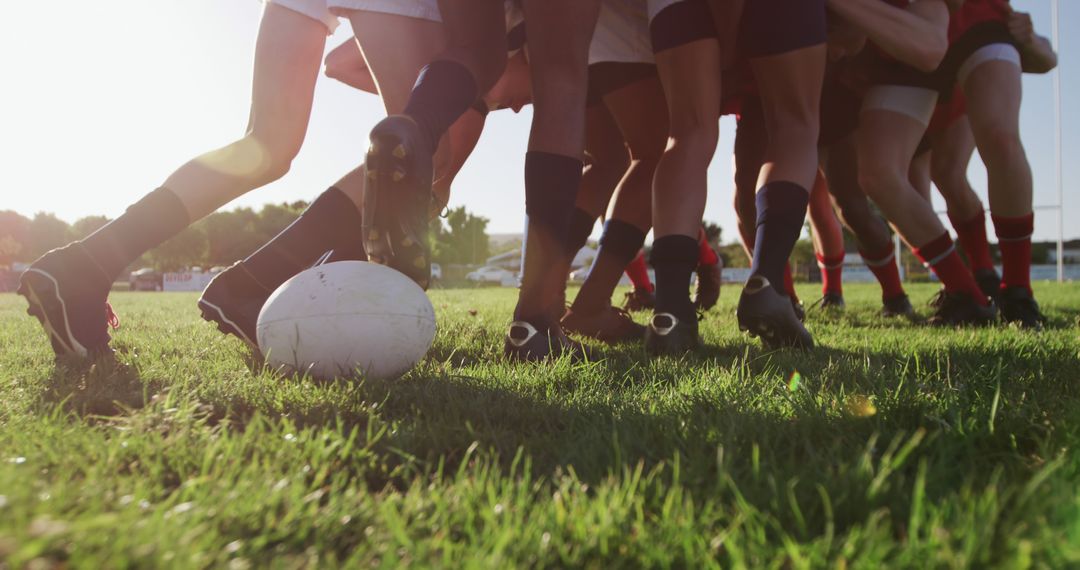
1 283 1079 568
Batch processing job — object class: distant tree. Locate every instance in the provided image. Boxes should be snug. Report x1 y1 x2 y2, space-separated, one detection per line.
432 207 490 265
255 202 303 240
1031 242 1050 265
27 213 72 259
702 221 723 248
203 208 263 265
147 226 209 272
71 215 110 240
789 238 816 270
0 210 31 266
719 243 749 268
0 236 22 267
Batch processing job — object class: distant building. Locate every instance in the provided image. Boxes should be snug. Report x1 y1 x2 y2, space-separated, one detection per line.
1047 249 1080 264
486 246 597 272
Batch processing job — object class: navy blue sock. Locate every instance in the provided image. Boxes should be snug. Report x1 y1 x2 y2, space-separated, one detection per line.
403 60 478 152
651 234 700 322
80 187 190 283
571 220 647 316
515 152 583 327
243 187 364 292
564 207 597 258
750 181 810 293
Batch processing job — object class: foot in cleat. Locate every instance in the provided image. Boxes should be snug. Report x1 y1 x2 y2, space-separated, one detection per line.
737 275 814 350
504 321 592 362
791 297 806 322
812 292 846 311
927 291 997 326
881 293 916 319
198 262 272 347
693 262 722 311
363 115 434 290
561 305 644 344
644 312 702 356
999 287 1045 330
17 245 116 358
623 287 655 312
974 268 1002 302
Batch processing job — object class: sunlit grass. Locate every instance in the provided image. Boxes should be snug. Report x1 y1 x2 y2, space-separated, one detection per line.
1 283 1079 567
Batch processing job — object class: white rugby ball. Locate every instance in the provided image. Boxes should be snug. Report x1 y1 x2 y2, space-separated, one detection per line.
256 261 436 380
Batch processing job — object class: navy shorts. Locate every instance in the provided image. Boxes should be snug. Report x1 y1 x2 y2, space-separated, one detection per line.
741 0 826 58
649 0 718 54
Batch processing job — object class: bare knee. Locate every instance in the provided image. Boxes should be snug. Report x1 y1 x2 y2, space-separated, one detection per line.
245 132 302 183
667 121 720 166
978 128 1026 169
857 154 908 200
930 151 968 192
767 123 818 156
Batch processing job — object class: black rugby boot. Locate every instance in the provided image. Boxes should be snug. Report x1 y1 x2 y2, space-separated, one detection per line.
644 312 703 356
504 321 592 362
198 262 273 347
623 287 656 312
927 291 997 327
881 293 916 319
999 287 1045 330
363 116 433 289
18 244 116 358
737 275 814 350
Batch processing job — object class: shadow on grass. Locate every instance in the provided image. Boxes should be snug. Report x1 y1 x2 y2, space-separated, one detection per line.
34 326 1080 508
40 349 149 417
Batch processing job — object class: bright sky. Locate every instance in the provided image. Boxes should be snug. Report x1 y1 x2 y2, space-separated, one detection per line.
0 1 1076 243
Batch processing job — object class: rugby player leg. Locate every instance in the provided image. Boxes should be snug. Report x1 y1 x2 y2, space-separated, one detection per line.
647 0 721 355
808 171 847 308
505 0 602 361
929 114 1001 297
570 104 630 255
19 2 330 358
737 0 826 349
732 96 802 316
858 90 994 326
362 0 507 287
822 135 912 317
566 72 667 343
963 48 1043 327
202 7 454 345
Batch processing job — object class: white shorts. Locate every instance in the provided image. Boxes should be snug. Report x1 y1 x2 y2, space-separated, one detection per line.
957 43 1021 86
591 0 654 65
267 0 340 34
327 0 524 31
327 0 441 22
861 85 939 127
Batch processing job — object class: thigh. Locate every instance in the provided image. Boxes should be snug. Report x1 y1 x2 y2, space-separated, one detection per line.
349 12 447 114
579 104 628 217
437 0 506 53
963 58 1023 144
931 114 976 179
654 39 722 132
750 45 826 134
857 109 930 185
247 3 329 141
733 97 767 192
523 0 603 155
909 150 932 202
602 74 669 161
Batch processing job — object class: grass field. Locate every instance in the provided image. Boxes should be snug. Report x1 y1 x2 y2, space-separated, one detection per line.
1 283 1079 568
